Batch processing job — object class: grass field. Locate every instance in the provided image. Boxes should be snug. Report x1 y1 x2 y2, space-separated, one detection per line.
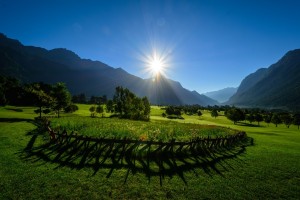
0 105 299 199
50 117 236 141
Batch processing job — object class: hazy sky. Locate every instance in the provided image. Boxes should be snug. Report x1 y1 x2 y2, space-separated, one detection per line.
1 0 300 93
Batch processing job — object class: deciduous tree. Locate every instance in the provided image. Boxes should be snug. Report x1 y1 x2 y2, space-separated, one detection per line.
211 109 219 119
271 113 282 127
225 108 245 124
52 82 71 118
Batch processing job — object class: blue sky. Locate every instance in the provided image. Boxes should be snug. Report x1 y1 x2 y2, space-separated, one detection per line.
1 0 300 93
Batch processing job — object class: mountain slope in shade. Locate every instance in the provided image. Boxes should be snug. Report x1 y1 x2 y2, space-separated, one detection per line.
0 33 218 106
203 87 237 103
227 49 300 110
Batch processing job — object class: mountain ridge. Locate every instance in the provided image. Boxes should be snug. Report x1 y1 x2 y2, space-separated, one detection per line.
0 33 218 106
227 49 300 110
203 87 237 103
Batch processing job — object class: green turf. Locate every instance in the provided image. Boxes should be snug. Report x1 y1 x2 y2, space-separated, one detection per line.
0 105 299 199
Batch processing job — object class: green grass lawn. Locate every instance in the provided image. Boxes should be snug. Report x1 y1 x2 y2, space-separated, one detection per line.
0 105 299 199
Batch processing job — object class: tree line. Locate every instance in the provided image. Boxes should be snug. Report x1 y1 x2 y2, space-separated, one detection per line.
161 104 300 129
224 107 300 129
0 76 75 118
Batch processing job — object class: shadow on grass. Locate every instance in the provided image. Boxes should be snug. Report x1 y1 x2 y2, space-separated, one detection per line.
237 122 261 127
20 131 253 186
0 118 34 123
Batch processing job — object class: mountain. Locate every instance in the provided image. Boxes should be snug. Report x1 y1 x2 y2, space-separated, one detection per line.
0 33 218 106
227 49 300 110
203 87 237 103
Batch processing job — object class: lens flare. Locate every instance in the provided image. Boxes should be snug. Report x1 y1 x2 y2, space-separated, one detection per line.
148 51 165 75
140 48 170 79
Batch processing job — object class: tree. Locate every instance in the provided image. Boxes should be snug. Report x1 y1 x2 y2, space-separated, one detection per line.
264 113 272 126
197 110 202 118
225 108 245 124
89 105 96 117
113 86 125 115
293 114 300 130
112 86 151 120
142 96 151 121
0 76 23 106
65 104 79 113
271 113 282 127
106 99 114 113
26 82 53 118
245 113 255 124
72 93 86 104
166 106 181 116
281 113 293 128
254 113 263 126
52 82 71 118
96 105 104 117
211 109 218 119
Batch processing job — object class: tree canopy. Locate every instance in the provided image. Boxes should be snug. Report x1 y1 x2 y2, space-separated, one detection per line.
113 86 150 121
225 108 245 124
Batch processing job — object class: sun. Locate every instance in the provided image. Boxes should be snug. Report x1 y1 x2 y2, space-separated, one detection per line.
147 51 166 77
136 46 171 79
150 56 163 74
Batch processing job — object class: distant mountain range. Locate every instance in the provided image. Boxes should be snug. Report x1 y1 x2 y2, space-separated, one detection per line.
227 49 300 110
203 87 237 103
0 33 218 106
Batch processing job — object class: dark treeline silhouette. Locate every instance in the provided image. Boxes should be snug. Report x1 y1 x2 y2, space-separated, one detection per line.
72 93 108 105
224 107 300 129
0 76 74 118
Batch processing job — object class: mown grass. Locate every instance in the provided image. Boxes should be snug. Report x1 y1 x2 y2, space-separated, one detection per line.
0 105 299 199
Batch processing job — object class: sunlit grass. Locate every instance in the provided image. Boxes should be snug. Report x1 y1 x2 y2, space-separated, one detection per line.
50 117 236 142
0 105 299 199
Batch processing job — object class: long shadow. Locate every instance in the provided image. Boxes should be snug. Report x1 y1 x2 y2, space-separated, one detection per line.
0 118 34 123
237 122 261 127
20 131 253 186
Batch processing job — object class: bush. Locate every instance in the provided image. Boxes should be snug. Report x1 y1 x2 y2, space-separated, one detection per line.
65 104 79 113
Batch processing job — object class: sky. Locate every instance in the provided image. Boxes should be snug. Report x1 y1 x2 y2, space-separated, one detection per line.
1 0 300 93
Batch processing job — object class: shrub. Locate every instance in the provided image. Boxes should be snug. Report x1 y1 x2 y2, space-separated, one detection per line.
64 104 79 113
